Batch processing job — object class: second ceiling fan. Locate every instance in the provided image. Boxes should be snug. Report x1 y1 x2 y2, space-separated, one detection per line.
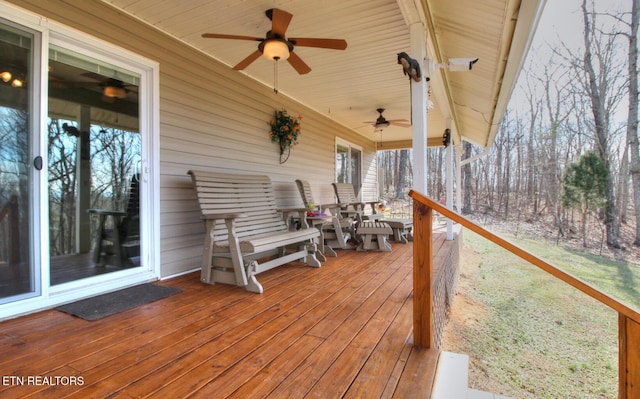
364 108 411 130
202 8 347 74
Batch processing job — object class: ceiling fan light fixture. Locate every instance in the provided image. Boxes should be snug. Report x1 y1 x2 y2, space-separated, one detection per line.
103 85 127 99
377 121 390 129
262 39 290 61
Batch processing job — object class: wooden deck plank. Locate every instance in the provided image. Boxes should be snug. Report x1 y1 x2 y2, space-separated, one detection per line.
0 233 455 399
63 252 387 397
227 335 326 398
265 252 412 397
392 346 440 398
381 337 416 398
60 268 351 397
306 274 413 398
145 269 375 397
152 250 408 398
344 295 414 398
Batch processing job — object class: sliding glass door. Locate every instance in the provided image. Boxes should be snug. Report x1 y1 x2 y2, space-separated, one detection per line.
0 3 158 318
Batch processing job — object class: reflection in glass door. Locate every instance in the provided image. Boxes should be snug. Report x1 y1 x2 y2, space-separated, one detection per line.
0 22 38 303
47 45 141 285
350 147 362 194
335 139 362 197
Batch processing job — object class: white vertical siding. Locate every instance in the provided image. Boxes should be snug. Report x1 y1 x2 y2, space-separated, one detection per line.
11 0 379 277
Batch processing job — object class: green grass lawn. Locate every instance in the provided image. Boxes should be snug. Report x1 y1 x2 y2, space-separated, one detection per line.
443 229 640 398
506 234 640 311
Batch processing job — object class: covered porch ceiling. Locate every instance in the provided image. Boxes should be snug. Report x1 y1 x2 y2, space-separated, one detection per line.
101 0 545 149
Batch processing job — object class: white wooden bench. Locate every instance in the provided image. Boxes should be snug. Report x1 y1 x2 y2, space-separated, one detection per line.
356 221 393 252
384 219 413 243
188 170 321 293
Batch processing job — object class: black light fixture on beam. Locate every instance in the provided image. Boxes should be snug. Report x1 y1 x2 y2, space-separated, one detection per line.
443 128 451 147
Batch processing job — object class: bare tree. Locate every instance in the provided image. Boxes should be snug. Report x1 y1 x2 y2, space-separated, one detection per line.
573 0 627 247
537 62 573 234
395 149 409 199
48 120 78 255
620 0 640 245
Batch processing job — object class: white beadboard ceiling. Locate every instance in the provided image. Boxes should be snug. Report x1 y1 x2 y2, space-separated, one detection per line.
101 0 545 148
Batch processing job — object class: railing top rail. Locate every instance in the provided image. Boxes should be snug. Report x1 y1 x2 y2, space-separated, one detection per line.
409 189 640 322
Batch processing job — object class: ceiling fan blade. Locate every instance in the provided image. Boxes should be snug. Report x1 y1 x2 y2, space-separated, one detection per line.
270 8 293 36
233 50 263 70
202 33 263 41
390 121 412 128
287 51 312 74
289 37 347 50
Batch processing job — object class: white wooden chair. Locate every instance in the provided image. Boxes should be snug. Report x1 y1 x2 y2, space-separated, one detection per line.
331 182 384 223
332 182 413 243
295 180 354 251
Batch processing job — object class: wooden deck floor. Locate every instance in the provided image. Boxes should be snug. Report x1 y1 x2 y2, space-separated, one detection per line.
0 237 455 398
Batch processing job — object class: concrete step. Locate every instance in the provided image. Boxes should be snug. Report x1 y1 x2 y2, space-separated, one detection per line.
431 351 469 399
431 351 516 399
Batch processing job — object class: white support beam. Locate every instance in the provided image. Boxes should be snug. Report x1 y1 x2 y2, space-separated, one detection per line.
410 22 428 195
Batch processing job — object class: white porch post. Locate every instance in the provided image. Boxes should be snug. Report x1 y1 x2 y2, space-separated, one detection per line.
410 22 428 195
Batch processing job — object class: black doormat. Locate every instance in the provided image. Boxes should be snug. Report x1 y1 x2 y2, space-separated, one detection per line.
56 283 182 321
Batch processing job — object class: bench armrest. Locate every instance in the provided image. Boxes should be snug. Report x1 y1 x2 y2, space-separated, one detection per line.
279 208 312 229
278 207 308 213
340 201 365 210
318 203 341 210
366 200 383 214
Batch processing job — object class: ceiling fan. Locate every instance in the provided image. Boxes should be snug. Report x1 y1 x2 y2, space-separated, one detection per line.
364 108 411 130
201 8 347 74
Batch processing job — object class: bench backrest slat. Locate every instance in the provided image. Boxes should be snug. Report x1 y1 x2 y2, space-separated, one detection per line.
295 180 315 206
188 170 287 241
332 183 359 204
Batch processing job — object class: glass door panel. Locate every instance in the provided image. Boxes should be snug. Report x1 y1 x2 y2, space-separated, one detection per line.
335 140 362 197
47 45 141 285
336 143 349 184
0 22 37 303
350 147 362 196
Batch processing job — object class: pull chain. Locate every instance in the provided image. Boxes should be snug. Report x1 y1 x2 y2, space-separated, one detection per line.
273 57 280 94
